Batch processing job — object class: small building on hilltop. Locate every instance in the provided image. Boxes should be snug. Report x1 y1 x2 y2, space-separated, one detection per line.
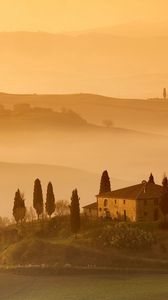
97 180 162 222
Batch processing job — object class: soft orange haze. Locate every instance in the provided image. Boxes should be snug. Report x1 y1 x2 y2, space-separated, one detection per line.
0 1 168 216
1 0 168 32
0 1 168 97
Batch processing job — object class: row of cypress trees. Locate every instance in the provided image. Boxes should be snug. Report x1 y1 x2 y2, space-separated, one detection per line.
13 179 56 223
33 179 55 219
13 170 112 225
12 179 81 235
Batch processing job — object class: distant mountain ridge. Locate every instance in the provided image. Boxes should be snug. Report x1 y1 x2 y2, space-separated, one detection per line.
0 30 167 98
73 21 168 37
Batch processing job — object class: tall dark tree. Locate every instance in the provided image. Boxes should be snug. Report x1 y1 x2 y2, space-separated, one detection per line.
70 189 80 237
99 170 111 194
162 175 168 188
33 179 43 219
45 182 55 218
160 186 168 222
163 88 167 100
13 189 26 224
148 173 155 184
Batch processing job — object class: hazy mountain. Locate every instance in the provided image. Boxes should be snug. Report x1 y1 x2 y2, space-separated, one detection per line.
0 162 131 217
0 93 168 135
79 22 168 37
0 30 167 98
0 100 157 136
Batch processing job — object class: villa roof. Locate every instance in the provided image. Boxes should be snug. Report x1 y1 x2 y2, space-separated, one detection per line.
97 182 163 200
83 202 97 209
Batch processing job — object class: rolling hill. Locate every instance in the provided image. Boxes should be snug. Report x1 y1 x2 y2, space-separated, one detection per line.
0 92 168 134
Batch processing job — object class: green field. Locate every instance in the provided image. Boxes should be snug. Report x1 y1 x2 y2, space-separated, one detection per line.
0 272 168 300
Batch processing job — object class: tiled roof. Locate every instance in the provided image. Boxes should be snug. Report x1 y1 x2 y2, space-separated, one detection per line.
83 202 97 209
97 182 163 200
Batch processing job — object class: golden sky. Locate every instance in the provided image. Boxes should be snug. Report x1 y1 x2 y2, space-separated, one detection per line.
1 0 168 32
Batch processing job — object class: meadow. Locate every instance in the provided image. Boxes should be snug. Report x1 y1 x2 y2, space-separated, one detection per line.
0 272 168 300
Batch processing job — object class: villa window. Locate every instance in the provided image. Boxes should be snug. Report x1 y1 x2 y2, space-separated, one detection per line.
123 200 126 205
99 208 102 212
115 200 117 204
104 199 108 207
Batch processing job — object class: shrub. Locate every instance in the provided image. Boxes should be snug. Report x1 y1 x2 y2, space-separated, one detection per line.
47 216 71 238
95 223 154 250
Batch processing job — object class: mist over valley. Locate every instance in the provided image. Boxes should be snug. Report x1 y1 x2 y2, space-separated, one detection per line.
0 93 167 216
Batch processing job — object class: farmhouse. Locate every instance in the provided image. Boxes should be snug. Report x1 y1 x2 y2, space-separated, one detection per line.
83 202 97 219
84 175 163 222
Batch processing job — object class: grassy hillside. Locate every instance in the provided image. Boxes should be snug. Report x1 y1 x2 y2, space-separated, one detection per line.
1 219 168 270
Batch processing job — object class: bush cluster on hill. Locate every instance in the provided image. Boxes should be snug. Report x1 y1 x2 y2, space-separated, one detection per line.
93 223 154 250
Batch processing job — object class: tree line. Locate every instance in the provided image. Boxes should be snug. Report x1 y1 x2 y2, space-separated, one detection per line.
12 171 168 235
13 179 81 235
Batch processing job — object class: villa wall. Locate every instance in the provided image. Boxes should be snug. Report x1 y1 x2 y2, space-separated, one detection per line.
97 196 163 222
83 207 97 219
136 198 162 222
97 197 136 221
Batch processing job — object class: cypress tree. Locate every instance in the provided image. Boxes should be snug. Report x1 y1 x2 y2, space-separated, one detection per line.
33 178 43 219
148 173 155 184
13 189 26 224
163 88 167 100
45 182 55 218
99 170 111 194
162 175 168 188
70 189 80 237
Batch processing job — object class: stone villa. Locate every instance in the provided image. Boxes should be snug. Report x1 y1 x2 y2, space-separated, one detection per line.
83 176 163 222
